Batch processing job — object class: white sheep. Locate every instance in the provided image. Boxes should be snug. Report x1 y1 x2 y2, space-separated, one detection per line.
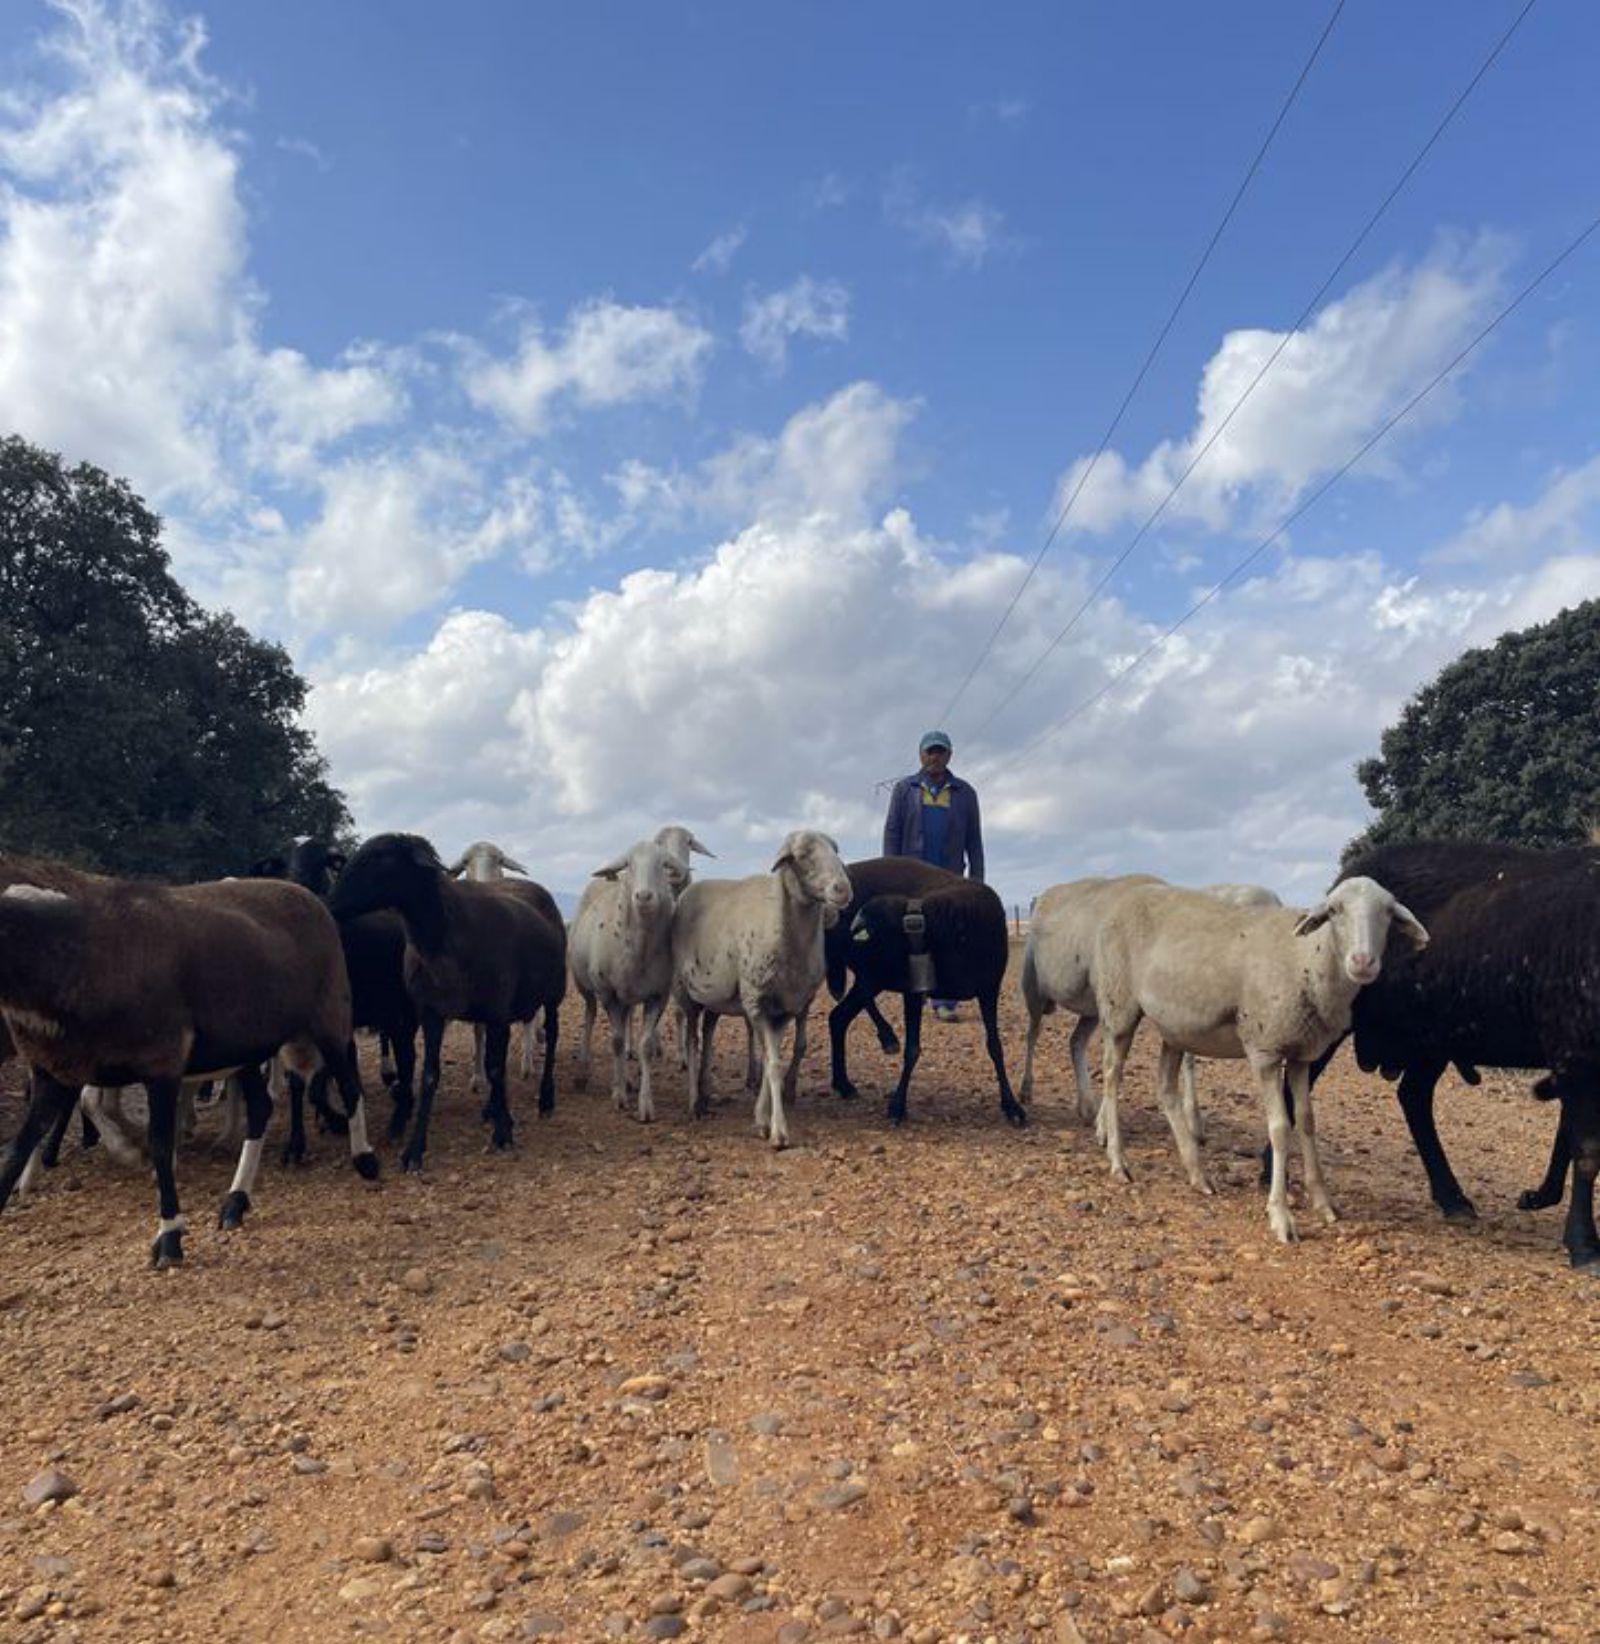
1020 875 1282 1143
568 840 680 1121
671 830 851 1148
1092 876 1428 1241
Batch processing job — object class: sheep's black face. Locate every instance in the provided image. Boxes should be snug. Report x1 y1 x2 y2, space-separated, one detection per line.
329 833 441 922
284 838 347 898
850 896 910 963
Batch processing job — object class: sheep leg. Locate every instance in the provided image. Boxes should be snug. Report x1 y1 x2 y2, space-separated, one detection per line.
1180 1053 1206 1143
687 1002 713 1119
322 1038 379 1178
783 1012 807 1107
379 1033 398 1089
1394 1059 1476 1222
146 1078 186 1268
1519 1118 1570 1212
387 1025 417 1142
1250 1053 1298 1244
536 997 558 1118
865 996 899 1055
402 1012 447 1173
886 992 925 1127
38 1093 79 1170
1069 1015 1099 1126
744 1019 761 1095
281 1072 310 1168
1099 1025 1136 1183
305 1066 349 1136
828 981 873 1099
637 996 665 1124
1156 1042 1212 1195
1286 1059 1337 1223
605 999 630 1114
471 1023 488 1099
519 1017 536 1080
576 990 597 1094
218 1062 273 1230
483 1022 515 1151
1559 1073 1600 1269
1019 1000 1043 1106
0 1072 79 1211
750 1013 790 1148
982 990 1026 1127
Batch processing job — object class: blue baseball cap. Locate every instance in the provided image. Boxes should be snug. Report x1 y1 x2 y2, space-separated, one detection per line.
919 729 952 754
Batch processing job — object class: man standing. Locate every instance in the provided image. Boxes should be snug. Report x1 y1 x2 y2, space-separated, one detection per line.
882 730 985 1020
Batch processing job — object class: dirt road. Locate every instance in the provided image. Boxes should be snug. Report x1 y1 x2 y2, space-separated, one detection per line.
1 967 1597 1643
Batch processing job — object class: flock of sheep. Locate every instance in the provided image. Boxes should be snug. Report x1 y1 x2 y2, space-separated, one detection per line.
0 822 1594 1275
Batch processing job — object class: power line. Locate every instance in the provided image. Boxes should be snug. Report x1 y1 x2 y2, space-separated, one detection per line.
966 0 1539 747
979 207 1600 781
933 0 1348 728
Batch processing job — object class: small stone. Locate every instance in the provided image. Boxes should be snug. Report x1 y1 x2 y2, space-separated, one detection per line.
339 1576 387 1603
817 1480 868 1511
261 1311 288 1330
1238 1515 1279 1546
353 1536 394 1563
1173 1568 1208 1604
643 1619 687 1640
465 1473 496 1502
500 1342 532 1363
730 1557 764 1576
1492 1532 1534 1555
778 1624 812 1644
402 1267 433 1295
292 1456 328 1476
143 1564 177 1589
98 1393 140 1418
750 1412 785 1436
22 1467 77 1507
649 1593 683 1616
416 1531 449 1554
15 1590 49 1622
1288 1555 1340 1584
1319 1576 1358 1614
619 1374 671 1400
1136 1582 1165 1616
523 1616 567 1638
1406 1271 1454 1296
545 1510 586 1538
708 1573 752 1602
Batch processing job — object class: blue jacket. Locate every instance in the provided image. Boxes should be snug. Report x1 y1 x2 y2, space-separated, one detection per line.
882 772 985 882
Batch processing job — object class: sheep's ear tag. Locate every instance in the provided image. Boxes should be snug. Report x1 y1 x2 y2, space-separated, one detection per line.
852 927 871 943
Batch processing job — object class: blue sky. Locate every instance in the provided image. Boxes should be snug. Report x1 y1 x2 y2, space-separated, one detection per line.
2 0 1598 904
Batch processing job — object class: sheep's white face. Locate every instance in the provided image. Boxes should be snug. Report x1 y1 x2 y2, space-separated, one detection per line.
774 830 852 911
595 841 676 916
1294 875 1428 986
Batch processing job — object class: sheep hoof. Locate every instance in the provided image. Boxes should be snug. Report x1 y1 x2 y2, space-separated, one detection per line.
1270 1212 1299 1245
538 1092 555 1118
1317 1201 1340 1226
353 1151 380 1181
218 1191 250 1231
401 1150 426 1174
832 1081 858 1101
1441 1197 1480 1222
1516 1187 1558 1212
279 1142 308 1169
1194 1175 1217 1197
1570 1252 1600 1274
150 1229 185 1268
886 1104 908 1128
489 1131 514 1153
876 1030 900 1055
1002 1100 1028 1128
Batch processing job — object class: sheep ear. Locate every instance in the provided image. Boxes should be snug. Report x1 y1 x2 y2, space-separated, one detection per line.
687 834 715 858
1392 898 1429 951
592 856 629 880
445 853 469 878
326 851 347 875
249 855 286 879
500 852 529 875
1293 901 1331 937
771 849 795 874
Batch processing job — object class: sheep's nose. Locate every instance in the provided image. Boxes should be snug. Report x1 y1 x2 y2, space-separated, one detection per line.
634 888 658 908
1347 952 1379 982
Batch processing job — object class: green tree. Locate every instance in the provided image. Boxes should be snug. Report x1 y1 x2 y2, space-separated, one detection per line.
1349 598 1600 857
0 434 351 881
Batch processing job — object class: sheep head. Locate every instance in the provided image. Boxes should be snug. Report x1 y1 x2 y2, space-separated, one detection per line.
1293 875 1428 985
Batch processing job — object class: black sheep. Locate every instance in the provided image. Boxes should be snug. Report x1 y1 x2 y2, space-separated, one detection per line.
833 879 1025 1127
1307 838 1600 1268
251 837 421 1160
824 855 965 1093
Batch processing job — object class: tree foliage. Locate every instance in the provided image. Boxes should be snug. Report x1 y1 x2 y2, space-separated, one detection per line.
1349 599 1600 858
0 434 351 881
